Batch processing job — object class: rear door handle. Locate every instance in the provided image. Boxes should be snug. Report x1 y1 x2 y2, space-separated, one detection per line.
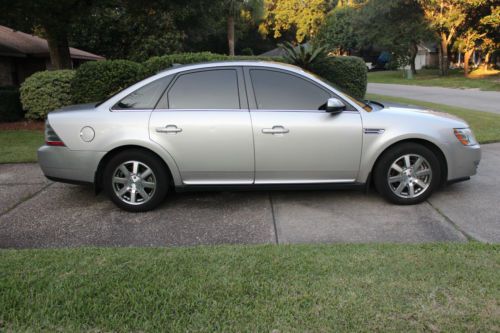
262 126 289 134
156 125 182 134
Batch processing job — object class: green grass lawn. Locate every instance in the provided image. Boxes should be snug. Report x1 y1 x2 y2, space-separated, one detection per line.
0 244 498 332
366 93 500 144
0 130 43 163
368 69 500 91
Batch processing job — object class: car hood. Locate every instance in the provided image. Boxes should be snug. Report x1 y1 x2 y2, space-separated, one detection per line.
374 101 468 127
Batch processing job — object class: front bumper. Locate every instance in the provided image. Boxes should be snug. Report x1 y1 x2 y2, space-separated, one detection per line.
446 143 481 181
37 145 106 184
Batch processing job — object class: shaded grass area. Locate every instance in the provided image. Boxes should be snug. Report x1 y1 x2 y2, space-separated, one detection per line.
0 244 499 332
0 130 43 163
368 69 500 91
366 93 500 144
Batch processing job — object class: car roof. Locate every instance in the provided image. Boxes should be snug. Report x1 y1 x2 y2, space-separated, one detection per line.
157 60 306 76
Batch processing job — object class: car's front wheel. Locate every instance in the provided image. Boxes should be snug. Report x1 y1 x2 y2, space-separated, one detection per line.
374 143 441 205
104 149 168 212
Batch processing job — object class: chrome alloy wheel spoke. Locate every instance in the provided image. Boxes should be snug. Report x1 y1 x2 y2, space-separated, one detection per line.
112 160 157 205
387 154 432 199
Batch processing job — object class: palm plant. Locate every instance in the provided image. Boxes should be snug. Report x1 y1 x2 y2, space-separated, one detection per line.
278 41 327 70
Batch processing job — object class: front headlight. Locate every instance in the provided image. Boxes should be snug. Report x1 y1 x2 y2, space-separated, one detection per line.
454 128 477 146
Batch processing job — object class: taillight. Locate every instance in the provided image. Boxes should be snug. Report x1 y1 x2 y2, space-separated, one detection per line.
45 121 65 146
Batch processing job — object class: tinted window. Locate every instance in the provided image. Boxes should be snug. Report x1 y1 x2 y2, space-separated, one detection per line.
163 69 240 109
250 69 330 110
114 76 172 110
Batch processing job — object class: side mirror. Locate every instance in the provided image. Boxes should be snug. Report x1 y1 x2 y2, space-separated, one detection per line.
326 98 346 113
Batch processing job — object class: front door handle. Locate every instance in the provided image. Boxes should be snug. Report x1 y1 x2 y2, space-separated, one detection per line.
156 125 182 134
262 125 289 135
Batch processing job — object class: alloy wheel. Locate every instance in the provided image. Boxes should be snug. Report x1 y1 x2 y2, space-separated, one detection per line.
387 154 432 199
112 160 157 205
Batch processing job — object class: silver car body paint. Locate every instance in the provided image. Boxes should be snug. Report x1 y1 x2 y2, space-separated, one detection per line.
38 61 481 188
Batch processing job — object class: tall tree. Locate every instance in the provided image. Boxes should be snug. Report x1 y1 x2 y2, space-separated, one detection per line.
454 3 499 76
0 0 94 69
357 0 432 74
225 0 263 55
418 0 486 76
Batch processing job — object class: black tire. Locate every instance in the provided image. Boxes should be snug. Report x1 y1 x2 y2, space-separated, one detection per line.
373 143 441 205
104 149 169 212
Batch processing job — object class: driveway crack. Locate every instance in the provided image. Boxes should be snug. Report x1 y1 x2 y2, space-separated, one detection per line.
426 200 477 242
0 182 53 219
269 193 279 244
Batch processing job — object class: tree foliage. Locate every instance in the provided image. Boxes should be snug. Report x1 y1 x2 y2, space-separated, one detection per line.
259 0 331 42
315 6 360 55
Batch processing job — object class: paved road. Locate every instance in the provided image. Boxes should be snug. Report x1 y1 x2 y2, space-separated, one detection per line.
1 143 499 248
367 83 500 114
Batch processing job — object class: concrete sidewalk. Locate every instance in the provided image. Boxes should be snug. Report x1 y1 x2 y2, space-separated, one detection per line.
1 143 499 248
367 83 500 114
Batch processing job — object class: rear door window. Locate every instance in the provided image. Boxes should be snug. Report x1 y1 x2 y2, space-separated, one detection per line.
159 69 240 109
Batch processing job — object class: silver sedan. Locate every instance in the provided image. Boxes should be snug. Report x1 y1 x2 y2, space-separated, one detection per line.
38 61 481 212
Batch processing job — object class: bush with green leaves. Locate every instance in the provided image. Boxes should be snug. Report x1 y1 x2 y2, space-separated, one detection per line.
0 86 24 122
71 60 143 104
20 70 75 120
142 52 227 77
311 56 367 99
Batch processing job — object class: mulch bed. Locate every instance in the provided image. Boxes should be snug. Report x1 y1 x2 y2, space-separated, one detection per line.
0 121 44 131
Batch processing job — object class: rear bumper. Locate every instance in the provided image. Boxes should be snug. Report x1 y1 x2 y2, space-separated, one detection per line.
446 143 481 181
37 145 105 184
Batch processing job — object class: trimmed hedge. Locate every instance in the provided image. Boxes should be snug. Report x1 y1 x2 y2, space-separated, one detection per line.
71 60 143 104
311 56 367 100
142 52 282 76
142 52 228 77
20 70 75 120
0 86 24 122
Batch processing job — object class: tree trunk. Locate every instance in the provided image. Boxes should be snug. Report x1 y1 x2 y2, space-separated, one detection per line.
463 50 473 77
439 33 449 76
227 15 235 56
45 27 72 69
484 51 491 70
409 42 418 75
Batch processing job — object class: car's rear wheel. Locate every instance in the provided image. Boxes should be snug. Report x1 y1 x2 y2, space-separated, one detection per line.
104 150 168 212
374 143 441 205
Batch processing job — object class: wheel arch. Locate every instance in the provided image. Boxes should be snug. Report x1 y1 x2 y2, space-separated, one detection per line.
370 138 448 187
94 145 177 192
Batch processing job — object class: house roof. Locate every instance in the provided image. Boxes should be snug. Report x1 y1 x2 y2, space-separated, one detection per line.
0 25 104 60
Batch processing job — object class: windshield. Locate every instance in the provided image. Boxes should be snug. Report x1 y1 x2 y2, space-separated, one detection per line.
308 71 373 112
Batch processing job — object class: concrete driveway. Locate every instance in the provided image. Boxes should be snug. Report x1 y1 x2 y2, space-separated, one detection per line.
367 83 500 114
1 143 499 248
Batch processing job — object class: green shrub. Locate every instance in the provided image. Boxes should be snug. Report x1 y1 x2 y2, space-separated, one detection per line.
71 60 143 104
20 70 75 120
0 87 24 122
311 56 367 99
142 52 286 76
142 52 227 76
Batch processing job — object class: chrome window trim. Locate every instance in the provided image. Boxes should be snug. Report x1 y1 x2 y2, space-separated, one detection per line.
153 108 248 112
